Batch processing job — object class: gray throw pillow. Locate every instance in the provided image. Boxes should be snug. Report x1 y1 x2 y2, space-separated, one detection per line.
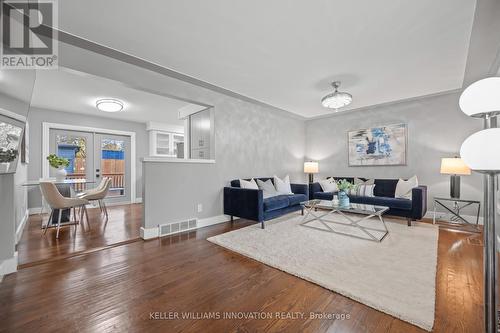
256 179 279 199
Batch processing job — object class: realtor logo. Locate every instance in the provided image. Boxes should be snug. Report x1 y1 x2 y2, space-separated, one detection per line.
1 0 58 69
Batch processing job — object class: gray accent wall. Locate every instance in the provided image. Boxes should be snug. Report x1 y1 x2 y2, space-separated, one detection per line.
27 107 149 208
143 97 305 227
305 91 484 215
0 174 16 263
0 91 32 271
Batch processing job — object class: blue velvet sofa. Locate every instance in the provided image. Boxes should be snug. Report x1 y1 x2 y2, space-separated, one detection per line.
309 177 427 225
224 178 309 229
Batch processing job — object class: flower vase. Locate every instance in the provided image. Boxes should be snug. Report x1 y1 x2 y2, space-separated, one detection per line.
338 190 350 207
0 162 10 173
54 166 67 181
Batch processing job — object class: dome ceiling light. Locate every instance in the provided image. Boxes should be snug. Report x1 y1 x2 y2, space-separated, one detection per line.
96 98 124 112
321 81 353 110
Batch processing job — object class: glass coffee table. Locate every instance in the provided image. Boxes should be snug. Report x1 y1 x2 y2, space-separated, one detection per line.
300 199 390 242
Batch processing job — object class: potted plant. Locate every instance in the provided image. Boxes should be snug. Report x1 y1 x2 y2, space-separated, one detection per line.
336 179 355 207
0 148 18 173
47 154 70 181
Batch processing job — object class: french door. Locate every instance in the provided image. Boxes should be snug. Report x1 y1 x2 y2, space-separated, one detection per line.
49 129 131 204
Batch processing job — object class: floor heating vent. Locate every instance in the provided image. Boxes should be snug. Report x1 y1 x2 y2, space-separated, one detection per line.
159 219 197 237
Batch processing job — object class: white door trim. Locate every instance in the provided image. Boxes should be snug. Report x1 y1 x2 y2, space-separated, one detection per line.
42 122 138 203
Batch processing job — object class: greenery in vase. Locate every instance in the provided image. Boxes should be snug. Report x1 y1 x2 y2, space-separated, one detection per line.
0 148 18 163
336 179 355 192
47 154 69 169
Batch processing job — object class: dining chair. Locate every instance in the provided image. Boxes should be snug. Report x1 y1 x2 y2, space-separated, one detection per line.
78 177 112 222
39 181 89 239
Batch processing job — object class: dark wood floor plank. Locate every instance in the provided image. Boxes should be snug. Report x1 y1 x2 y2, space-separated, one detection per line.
16 203 142 266
0 206 486 332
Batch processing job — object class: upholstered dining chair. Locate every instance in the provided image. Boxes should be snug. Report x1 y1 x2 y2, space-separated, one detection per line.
39 181 89 239
78 177 112 222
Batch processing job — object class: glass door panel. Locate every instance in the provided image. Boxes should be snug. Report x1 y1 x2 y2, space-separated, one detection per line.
156 132 170 155
49 129 94 192
95 133 131 203
172 133 184 157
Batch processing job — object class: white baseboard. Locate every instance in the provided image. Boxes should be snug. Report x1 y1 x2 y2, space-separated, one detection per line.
0 252 18 280
15 210 29 244
198 214 235 228
424 212 484 225
135 197 143 204
140 226 159 240
140 214 236 240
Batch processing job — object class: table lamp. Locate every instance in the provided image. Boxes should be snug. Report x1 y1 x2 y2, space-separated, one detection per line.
440 157 471 198
459 77 500 333
304 161 319 183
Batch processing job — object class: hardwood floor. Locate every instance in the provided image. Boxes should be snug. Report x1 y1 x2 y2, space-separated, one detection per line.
1 211 485 332
16 203 142 267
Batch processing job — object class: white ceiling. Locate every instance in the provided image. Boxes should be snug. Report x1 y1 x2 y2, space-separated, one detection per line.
30 68 198 125
58 0 476 118
0 69 36 103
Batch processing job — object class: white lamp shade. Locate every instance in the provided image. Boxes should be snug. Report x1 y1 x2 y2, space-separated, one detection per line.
440 158 471 175
304 161 319 173
459 77 500 117
460 128 500 171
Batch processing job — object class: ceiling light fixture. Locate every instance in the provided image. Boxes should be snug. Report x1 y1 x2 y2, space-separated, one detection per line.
96 98 124 112
321 81 353 110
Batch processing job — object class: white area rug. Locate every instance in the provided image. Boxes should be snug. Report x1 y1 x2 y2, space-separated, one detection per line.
208 213 439 331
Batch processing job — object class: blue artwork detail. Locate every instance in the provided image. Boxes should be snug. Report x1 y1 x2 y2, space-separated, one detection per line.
364 127 393 157
348 124 406 166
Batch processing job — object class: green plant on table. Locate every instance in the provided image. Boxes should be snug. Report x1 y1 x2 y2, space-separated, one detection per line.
47 154 69 169
336 179 355 192
0 149 18 163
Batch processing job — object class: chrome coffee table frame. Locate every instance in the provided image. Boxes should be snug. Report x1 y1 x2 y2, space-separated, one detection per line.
300 200 390 242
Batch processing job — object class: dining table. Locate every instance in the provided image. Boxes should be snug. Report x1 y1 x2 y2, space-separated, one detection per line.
22 178 95 227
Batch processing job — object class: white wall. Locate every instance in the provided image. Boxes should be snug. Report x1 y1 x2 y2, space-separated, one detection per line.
305 91 484 215
26 107 149 208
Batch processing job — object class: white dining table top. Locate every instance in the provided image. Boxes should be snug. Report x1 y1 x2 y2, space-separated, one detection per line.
22 178 95 186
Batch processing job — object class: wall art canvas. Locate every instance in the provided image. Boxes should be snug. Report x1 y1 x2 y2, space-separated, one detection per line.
0 120 23 173
348 123 407 166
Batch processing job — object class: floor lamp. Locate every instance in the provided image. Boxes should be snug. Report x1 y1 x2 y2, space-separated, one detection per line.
459 77 500 333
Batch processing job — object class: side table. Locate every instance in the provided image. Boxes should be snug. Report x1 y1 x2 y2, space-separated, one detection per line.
433 196 481 232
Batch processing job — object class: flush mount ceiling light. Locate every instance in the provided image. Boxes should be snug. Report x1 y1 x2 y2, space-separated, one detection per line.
321 81 353 110
96 98 124 112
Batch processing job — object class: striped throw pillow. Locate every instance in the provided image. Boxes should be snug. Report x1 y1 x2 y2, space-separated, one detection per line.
348 184 375 197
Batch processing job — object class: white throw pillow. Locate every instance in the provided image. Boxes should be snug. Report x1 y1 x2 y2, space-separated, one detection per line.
256 179 279 199
395 175 418 200
239 178 258 190
273 175 293 194
319 178 338 192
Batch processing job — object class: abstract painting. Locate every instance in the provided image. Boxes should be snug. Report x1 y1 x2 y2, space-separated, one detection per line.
0 120 23 173
348 123 407 166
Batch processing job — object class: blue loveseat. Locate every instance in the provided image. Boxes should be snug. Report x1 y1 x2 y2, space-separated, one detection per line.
309 177 427 225
224 178 309 229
